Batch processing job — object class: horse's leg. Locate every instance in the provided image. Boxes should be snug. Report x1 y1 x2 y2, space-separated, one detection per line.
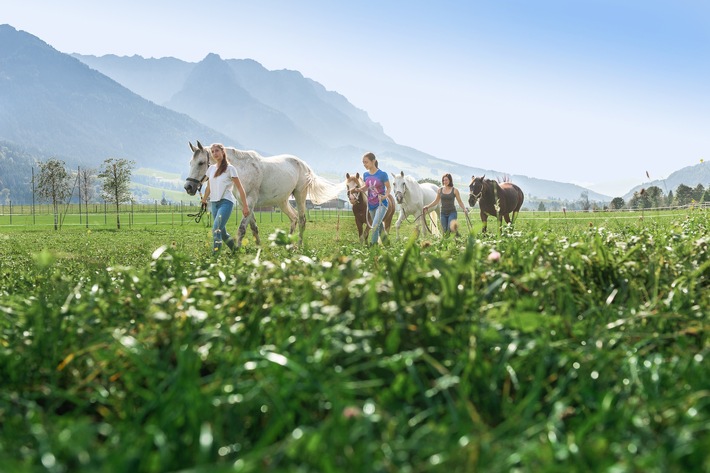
248 215 260 245
353 206 365 243
236 213 250 248
234 196 258 248
395 209 405 239
278 200 298 235
293 192 308 245
511 210 519 224
511 200 521 225
418 210 427 236
480 210 488 233
353 211 364 244
384 201 395 233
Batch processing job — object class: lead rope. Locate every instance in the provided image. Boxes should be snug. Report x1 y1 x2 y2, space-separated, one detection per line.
188 188 207 223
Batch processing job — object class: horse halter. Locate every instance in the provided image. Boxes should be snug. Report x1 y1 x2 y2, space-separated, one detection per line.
347 182 362 204
394 183 406 203
470 179 484 201
186 174 207 192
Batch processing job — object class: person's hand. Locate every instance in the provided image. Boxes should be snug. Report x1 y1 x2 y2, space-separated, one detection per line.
423 206 428 213
242 207 250 217
464 208 469 214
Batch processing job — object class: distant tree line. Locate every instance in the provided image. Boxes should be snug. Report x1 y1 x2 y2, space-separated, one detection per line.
609 184 709 210
529 183 708 212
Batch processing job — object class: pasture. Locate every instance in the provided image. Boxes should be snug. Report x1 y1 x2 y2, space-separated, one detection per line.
1 208 708 472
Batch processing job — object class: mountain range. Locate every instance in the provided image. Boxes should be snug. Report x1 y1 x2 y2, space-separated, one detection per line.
1 24 706 206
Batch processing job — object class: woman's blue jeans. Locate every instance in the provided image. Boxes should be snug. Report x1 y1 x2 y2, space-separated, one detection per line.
211 199 235 253
441 211 458 234
368 204 389 245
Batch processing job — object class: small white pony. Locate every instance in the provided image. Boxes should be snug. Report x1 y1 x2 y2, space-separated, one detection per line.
391 171 440 238
184 141 343 247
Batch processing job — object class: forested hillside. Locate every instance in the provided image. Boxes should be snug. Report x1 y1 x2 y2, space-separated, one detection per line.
0 141 41 204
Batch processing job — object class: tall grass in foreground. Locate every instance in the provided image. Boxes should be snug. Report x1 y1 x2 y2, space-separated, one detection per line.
0 211 708 472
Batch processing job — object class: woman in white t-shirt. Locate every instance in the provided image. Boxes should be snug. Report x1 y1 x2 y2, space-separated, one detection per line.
201 143 250 254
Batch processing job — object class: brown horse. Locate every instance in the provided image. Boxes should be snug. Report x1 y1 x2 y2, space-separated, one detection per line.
468 175 524 233
345 173 395 243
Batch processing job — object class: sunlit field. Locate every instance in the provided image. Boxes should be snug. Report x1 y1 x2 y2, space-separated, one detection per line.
1 208 708 472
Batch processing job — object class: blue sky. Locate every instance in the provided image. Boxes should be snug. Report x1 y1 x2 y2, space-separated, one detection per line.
4 0 709 196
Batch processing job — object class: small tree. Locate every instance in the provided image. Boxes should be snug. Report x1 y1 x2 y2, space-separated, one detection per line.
693 184 706 202
99 158 135 229
644 186 665 208
675 184 694 206
610 197 625 210
537 201 546 211
628 188 657 209
79 167 96 228
37 159 72 230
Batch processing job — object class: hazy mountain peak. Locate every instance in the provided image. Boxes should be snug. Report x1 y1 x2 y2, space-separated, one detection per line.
185 53 238 90
200 52 223 63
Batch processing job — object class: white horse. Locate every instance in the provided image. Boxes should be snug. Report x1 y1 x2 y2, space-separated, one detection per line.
391 171 440 238
184 141 344 247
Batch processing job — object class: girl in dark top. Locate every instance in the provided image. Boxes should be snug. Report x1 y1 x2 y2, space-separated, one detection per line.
423 173 468 236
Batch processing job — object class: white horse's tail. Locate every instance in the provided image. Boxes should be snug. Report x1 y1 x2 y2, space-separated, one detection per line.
304 165 346 204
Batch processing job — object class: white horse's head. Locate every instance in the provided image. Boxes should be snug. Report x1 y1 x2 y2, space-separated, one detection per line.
391 171 408 204
184 141 212 196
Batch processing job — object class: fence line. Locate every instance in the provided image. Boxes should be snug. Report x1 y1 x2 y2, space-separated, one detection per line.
0 200 706 229
0 201 356 229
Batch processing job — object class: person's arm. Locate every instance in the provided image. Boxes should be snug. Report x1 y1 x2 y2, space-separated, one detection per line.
423 189 441 213
201 181 211 204
454 189 468 214
232 176 250 217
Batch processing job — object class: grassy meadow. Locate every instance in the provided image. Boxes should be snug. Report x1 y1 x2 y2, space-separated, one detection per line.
0 208 708 472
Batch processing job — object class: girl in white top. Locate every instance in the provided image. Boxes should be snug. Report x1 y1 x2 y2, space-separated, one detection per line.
201 143 250 254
